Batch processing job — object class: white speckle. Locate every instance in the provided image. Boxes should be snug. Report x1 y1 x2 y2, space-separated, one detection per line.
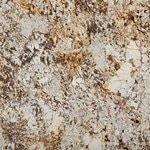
88 139 104 150
82 133 92 145
108 63 135 97
47 114 63 133
127 100 139 109
19 15 49 38
72 77 86 89
126 40 141 67
38 76 49 85
90 37 106 69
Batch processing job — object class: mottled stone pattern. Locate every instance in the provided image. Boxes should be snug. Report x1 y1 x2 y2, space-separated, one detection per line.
0 0 150 149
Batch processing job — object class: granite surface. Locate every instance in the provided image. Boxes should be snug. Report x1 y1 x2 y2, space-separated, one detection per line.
0 0 150 149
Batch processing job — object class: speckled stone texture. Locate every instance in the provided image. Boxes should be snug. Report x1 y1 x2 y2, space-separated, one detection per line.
0 0 150 149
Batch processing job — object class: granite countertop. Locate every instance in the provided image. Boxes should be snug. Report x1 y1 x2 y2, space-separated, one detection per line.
0 0 150 149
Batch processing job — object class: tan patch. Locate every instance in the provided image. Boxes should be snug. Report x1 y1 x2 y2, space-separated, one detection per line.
0 55 12 87
54 50 87 76
114 7 149 47
13 0 52 15
27 130 64 150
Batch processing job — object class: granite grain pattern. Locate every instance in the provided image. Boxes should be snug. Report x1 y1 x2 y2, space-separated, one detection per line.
0 0 150 149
